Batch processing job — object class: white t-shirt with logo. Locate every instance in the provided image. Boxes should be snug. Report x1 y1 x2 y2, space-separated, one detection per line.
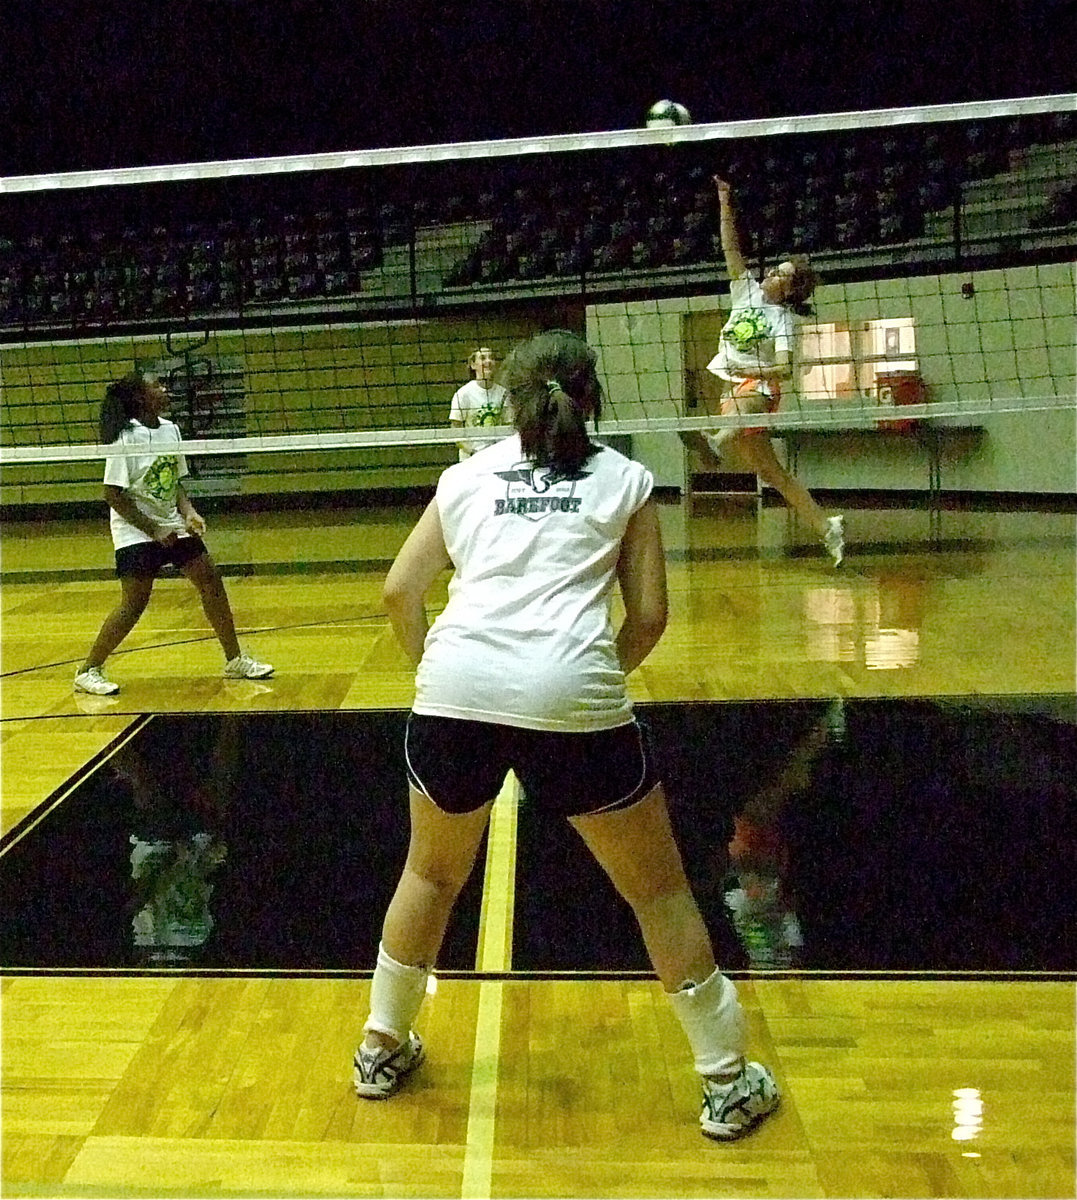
449 379 511 459
103 419 191 550
706 275 796 393
414 434 654 732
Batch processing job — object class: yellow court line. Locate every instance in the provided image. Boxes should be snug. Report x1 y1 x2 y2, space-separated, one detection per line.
461 770 518 1199
475 770 518 974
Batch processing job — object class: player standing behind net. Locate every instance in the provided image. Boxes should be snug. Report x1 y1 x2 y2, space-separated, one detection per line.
687 176 844 567
448 345 510 460
73 372 273 696
352 328 780 1141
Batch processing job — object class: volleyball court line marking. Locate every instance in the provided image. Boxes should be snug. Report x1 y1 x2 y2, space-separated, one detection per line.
0 714 153 856
0 615 394 679
461 769 518 1199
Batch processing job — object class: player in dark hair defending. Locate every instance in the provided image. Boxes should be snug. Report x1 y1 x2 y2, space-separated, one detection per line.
73 372 273 695
353 329 780 1141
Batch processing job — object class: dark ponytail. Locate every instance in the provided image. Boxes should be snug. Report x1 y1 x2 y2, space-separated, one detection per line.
504 329 602 475
100 372 150 443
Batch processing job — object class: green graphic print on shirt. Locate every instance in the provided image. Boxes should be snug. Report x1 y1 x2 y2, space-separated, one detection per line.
142 455 180 504
723 308 773 353
471 399 505 427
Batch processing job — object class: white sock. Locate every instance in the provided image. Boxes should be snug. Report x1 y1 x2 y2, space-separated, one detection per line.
363 942 430 1045
666 967 746 1078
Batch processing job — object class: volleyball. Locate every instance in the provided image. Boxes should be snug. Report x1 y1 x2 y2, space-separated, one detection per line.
646 100 692 129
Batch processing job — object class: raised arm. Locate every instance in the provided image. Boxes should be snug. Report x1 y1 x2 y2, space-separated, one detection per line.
714 176 748 280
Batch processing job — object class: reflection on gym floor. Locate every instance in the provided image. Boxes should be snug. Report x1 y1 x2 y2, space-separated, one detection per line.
2 698 1074 975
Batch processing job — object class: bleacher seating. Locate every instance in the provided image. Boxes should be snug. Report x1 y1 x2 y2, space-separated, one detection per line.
0 113 1074 328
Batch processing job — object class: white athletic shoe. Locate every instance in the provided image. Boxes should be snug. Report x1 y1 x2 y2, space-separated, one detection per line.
73 666 120 695
824 515 845 567
224 653 274 679
700 1061 780 1140
353 1032 425 1099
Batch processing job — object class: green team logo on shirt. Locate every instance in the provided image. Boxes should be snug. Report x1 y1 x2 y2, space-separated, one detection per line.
724 308 772 352
142 455 180 503
471 400 504 427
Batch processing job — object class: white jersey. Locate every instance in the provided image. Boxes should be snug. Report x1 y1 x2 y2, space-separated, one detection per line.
449 379 511 458
414 434 654 732
102 419 191 550
706 275 796 392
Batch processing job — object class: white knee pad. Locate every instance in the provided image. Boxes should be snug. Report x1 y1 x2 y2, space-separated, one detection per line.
363 943 430 1044
666 967 746 1077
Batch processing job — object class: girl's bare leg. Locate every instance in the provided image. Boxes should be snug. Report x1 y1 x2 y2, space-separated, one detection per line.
569 784 715 990
181 552 241 660
82 575 154 667
736 432 830 538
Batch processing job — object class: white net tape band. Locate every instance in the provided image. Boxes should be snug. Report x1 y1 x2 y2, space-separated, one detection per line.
1 94 1072 194
2 93 1072 475
3 394 1072 465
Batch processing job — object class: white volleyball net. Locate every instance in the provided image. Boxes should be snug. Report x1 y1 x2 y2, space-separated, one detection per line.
0 93 1074 503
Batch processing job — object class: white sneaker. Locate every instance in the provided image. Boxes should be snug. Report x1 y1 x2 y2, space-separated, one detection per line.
700 1061 780 1140
73 666 120 695
354 1031 425 1099
224 653 274 679
824 515 845 567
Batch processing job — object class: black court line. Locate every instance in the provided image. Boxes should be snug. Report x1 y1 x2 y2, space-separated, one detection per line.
0 709 484 972
2 968 1075 982
1 699 1075 976
512 696 1077 975
1 559 398 585
0 614 392 679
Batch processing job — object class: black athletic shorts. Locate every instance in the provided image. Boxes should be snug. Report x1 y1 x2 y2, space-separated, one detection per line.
115 535 207 578
404 713 659 818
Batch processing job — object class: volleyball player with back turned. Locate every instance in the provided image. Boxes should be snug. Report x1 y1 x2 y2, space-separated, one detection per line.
352 328 780 1141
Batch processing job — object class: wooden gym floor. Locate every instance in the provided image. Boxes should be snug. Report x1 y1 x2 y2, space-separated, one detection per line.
1 495 1075 1198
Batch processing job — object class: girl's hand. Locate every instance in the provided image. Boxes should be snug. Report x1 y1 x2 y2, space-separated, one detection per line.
154 528 179 547
713 175 732 195
185 511 207 536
